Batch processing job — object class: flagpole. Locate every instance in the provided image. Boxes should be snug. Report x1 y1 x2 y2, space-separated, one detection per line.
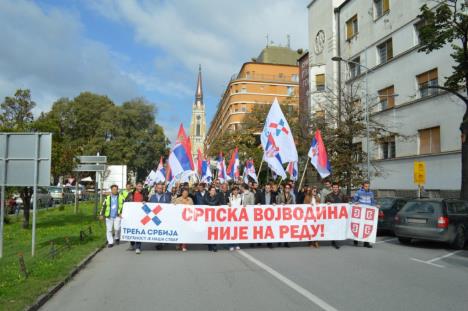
298 160 308 190
277 175 283 187
257 158 264 179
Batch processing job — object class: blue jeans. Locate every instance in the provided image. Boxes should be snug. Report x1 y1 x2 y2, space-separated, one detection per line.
131 241 141 249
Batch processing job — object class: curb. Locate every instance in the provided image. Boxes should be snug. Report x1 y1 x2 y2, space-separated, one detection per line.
25 243 106 311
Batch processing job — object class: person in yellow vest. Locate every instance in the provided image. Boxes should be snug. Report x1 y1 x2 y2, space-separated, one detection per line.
99 184 125 248
121 182 133 200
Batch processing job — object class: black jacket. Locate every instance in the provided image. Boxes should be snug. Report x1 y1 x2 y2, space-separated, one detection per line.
204 194 222 206
255 191 277 205
325 192 348 204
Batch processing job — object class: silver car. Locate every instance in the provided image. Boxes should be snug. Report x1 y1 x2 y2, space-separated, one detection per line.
48 186 75 204
394 199 468 249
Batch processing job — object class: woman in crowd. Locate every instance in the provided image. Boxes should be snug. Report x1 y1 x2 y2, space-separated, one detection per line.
173 187 193 252
228 185 242 251
304 186 320 248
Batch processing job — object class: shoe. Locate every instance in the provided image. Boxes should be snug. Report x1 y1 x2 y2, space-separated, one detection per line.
235 246 240 250
156 244 163 250
135 248 141 254
353 241 358 247
229 247 235 251
182 248 187 252
284 243 290 248
213 247 218 252
313 242 319 248
115 239 120 245
364 243 373 248
107 244 114 248
332 242 340 250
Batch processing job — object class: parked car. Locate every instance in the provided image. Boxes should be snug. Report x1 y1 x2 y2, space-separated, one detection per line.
68 185 88 201
48 186 74 204
14 187 53 208
394 198 468 249
377 197 408 233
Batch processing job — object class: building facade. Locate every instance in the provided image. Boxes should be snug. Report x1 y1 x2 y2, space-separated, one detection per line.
205 46 302 154
307 0 463 196
189 66 207 161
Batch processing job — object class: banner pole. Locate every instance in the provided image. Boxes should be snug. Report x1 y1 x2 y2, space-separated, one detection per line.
257 158 264 178
298 160 308 190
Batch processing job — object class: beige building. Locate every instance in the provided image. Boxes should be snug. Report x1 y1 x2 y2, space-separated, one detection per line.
205 45 302 154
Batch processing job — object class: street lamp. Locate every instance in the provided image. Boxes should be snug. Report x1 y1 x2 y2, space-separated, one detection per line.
332 56 371 182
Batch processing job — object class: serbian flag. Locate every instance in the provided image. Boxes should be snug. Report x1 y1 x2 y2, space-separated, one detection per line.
287 161 298 181
243 159 258 183
155 157 166 183
227 147 240 180
308 130 331 178
197 148 203 176
175 123 195 170
216 153 229 182
165 163 174 183
264 133 286 179
201 158 212 183
144 170 157 186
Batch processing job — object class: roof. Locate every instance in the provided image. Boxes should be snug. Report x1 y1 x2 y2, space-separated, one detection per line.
255 45 304 66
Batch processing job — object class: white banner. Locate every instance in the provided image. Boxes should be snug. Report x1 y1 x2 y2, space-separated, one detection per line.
120 203 379 244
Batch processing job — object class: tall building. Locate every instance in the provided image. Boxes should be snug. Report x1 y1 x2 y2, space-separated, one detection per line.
307 0 463 196
205 45 303 154
189 65 207 161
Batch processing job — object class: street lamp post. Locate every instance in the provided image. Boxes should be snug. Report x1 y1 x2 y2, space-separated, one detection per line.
332 56 371 182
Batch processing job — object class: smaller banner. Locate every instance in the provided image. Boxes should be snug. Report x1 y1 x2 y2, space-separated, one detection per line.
120 203 378 244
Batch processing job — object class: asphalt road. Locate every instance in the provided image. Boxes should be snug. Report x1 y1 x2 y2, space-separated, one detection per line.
42 236 468 311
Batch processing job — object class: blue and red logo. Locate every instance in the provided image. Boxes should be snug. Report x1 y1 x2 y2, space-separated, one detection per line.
141 204 162 226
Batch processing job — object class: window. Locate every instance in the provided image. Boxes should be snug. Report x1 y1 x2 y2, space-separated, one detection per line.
353 142 363 162
315 74 325 92
346 15 358 39
240 86 247 93
378 85 395 110
291 74 298 82
196 123 201 136
374 0 390 19
380 136 396 159
241 105 247 112
417 68 438 97
287 86 294 96
377 38 393 64
349 56 361 78
414 20 424 45
419 126 440 154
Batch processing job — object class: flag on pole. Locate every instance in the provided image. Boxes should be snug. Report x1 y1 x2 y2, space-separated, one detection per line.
201 157 213 183
263 133 286 178
165 163 173 183
155 157 166 183
286 161 298 181
144 170 157 186
168 124 195 177
260 98 298 163
243 159 258 183
216 153 229 183
308 130 331 178
227 147 240 180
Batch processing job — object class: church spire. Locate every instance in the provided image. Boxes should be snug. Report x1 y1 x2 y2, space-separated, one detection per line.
195 64 203 106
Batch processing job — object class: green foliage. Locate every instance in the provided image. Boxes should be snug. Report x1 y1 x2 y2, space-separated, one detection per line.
0 89 36 131
0 203 105 311
418 0 468 92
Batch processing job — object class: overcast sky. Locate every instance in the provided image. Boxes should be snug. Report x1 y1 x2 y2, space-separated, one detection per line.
0 0 309 142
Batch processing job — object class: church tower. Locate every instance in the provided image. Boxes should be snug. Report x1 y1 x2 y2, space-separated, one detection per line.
189 65 206 161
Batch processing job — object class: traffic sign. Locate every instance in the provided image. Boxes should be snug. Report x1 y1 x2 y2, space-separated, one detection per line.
74 164 106 172
77 156 107 164
413 161 426 185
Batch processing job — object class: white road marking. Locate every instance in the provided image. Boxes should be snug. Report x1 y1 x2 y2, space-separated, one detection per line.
410 250 463 268
410 258 445 268
427 250 462 263
238 250 338 311
375 238 398 244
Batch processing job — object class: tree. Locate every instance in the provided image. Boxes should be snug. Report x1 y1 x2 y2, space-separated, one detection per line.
0 89 36 131
310 82 399 195
418 0 468 199
0 89 36 228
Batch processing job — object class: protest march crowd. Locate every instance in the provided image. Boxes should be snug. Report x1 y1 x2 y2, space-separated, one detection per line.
99 178 376 254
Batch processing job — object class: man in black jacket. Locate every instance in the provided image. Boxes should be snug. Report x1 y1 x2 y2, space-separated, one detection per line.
255 183 276 248
325 182 348 250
